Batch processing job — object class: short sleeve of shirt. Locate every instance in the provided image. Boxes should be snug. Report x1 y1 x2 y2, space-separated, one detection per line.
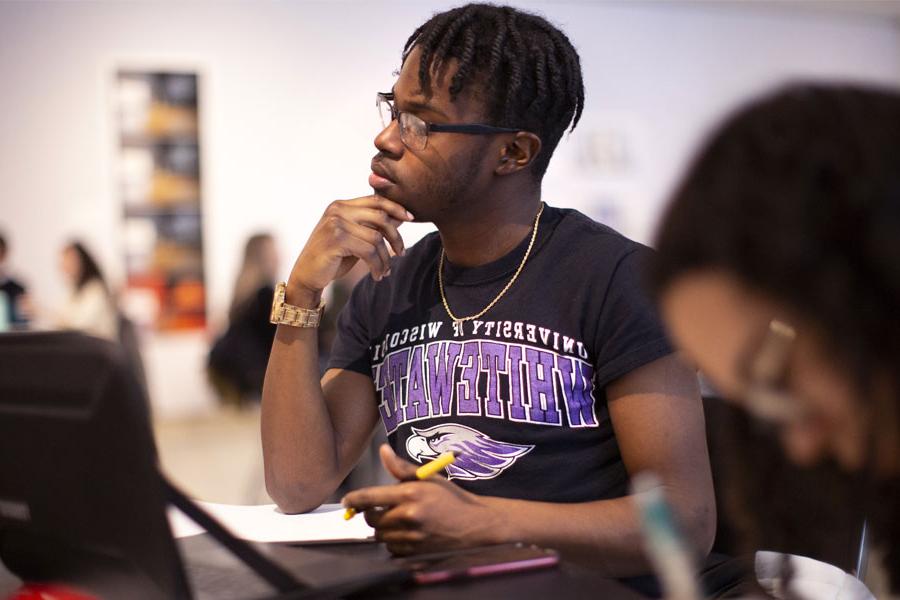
327 277 375 376
592 246 673 389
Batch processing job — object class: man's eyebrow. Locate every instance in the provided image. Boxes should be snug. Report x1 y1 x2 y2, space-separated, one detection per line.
391 86 448 120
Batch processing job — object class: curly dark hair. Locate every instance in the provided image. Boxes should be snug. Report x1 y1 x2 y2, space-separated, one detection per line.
403 3 584 178
651 83 900 591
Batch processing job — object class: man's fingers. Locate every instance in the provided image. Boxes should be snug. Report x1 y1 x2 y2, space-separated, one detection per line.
374 502 424 529
340 221 393 274
363 506 387 529
360 195 415 223
339 206 406 257
342 482 417 512
339 234 390 280
379 443 419 481
386 542 417 556
332 195 414 222
364 498 422 530
377 529 426 544
376 523 426 556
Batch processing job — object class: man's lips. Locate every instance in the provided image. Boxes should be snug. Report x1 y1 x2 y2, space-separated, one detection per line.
369 160 395 189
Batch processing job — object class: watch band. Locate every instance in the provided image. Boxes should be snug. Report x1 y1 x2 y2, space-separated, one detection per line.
270 281 325 328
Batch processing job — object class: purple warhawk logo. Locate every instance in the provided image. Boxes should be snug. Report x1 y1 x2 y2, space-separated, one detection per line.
404 423 534 481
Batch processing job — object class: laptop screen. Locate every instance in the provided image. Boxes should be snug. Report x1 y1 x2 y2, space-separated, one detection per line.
0 331 192 599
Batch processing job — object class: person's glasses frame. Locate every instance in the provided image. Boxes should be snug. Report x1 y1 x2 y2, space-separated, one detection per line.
376 92 521 151
735 319 810 425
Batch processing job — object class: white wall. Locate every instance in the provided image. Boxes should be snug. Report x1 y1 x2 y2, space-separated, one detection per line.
1 0 898 415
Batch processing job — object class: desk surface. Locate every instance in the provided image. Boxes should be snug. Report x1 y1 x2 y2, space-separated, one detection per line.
1 535 649 599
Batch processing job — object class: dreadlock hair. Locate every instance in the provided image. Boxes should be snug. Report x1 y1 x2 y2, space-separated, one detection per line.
402 3 584 179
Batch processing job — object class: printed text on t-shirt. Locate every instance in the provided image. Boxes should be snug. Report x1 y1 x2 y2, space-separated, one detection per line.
370 320 598 434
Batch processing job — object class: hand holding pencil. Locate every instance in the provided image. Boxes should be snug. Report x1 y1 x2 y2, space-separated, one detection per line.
344 450 458 520
341 444 495 556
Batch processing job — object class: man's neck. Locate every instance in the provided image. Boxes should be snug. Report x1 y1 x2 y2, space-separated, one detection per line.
436 187 542 268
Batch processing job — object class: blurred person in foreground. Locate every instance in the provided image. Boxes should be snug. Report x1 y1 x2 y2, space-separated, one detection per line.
0 232 28 329
651 84 900 596
262 4 734 594
209 233 279 406
57 241 118 342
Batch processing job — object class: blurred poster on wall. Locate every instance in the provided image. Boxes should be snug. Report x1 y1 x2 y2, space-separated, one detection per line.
114 71 206 331
546 111 651 243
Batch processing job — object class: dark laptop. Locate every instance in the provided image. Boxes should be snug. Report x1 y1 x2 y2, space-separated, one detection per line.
0 331 407 599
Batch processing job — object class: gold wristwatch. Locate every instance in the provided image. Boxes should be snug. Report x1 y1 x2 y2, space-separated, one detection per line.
270 281 325 327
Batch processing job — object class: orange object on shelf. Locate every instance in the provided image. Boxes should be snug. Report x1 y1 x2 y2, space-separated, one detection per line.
171 280 205 312
126 273 167 304
144 102 198 137
149 170 200 205
160 312 207 331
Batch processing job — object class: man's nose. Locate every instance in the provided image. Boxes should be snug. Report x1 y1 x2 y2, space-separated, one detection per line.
374 118 404 157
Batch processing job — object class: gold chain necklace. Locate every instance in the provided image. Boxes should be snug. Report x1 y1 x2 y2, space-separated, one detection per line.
438 203 545 325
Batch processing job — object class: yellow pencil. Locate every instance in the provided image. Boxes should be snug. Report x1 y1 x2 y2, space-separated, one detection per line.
344 451 458 520
414 451 457 479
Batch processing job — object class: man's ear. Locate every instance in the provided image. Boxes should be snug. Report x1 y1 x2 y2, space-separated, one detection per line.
495 132 542 175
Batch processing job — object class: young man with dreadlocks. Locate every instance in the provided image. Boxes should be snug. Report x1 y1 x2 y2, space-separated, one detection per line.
263 4 716 580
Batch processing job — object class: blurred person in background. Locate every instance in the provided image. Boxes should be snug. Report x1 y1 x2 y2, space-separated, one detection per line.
651 84 900 597
57 240 118 342
208 233 279 407
0 232 28 330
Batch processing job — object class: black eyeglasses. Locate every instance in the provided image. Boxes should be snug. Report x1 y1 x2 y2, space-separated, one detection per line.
376 92 521 151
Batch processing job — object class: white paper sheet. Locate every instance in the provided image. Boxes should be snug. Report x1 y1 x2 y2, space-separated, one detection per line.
167 502 375 544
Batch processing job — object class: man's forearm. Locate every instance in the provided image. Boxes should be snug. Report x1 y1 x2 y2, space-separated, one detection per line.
262 197 409 513
261 288 338 513
481 490 712 577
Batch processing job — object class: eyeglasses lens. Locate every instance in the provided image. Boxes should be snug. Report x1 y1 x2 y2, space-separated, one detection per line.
376 94 428 151
399 113 427 150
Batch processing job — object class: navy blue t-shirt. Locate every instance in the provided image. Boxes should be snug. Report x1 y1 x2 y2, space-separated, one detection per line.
328 204 672 503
